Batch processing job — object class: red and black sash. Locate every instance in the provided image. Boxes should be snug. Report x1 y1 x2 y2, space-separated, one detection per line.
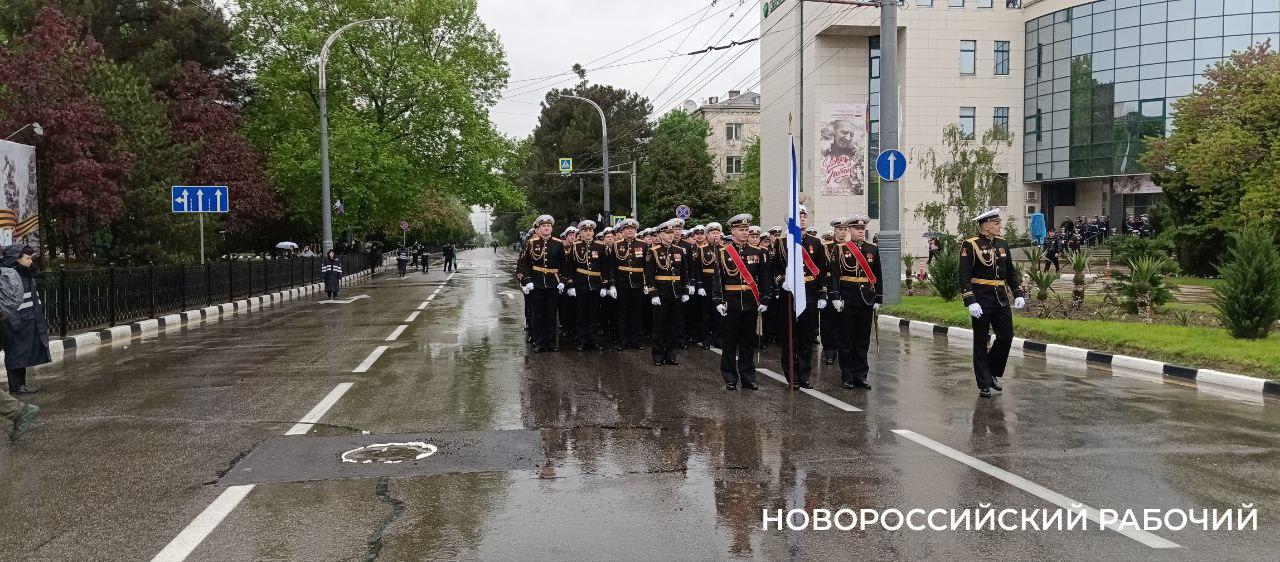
843 242 878 285
724 244 760 303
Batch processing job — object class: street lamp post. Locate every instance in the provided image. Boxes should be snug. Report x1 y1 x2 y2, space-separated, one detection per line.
561 95 610 219
318 18 391 254
4 122 43 141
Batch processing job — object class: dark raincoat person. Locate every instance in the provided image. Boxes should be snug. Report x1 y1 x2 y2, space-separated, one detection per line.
321 250 343 299
0 245 50 395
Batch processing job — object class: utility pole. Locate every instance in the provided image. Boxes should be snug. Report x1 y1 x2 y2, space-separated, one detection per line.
562 95 610 219
318 18 391 254
798 0 805 199
879 0 902 305
630 160 638 219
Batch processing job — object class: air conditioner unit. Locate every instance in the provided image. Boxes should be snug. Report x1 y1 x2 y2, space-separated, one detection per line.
1025 190 1038 203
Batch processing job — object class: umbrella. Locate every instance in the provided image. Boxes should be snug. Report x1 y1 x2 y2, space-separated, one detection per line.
921 232 945 238
275 242 299 250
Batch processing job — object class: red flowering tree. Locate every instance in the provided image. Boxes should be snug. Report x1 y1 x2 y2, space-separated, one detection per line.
0 6 132 258
168 63 281 236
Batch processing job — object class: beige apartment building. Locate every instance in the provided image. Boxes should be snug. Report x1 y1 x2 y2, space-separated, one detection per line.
690 91 762 183
759 0 1275 256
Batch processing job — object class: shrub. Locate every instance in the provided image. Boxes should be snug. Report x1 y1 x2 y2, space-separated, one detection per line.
1066 250 1091 309
1106 235 1178 274
1027 268 1057 302
1121 256 1174 323
1213 227 1280 339
929 241 962 301
903 253 917 295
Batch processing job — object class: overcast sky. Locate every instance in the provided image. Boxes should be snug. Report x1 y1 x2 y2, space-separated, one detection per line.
477 0 762 139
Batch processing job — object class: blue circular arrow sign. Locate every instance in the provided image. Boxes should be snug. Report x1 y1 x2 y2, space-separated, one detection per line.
876 149 906 182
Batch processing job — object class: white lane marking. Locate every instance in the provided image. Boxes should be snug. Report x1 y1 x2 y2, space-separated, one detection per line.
385 325 408 342
353 346 388 373
892 430 1181 549
415 301 428 310
286 382 355 435
754 367 789 385
405 311 420 323
706 347 861 410
151 484 255 562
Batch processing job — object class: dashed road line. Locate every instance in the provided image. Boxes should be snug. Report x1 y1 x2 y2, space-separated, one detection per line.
385 325 409 342
353 346 389 373
286 383 355 435
706 347 862 412
405 311 421 322
892 430 1181 549
415 301 428 310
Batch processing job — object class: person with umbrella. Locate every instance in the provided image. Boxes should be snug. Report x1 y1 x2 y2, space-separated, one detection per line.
321 249 343 299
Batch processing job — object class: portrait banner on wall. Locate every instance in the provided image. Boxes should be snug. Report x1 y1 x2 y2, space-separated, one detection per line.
1112 175 1163 195
0 140 40 251
816 103 868 197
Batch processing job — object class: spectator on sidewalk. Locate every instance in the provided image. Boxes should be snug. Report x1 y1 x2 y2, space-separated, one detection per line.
0 245 51 396
1 388 38 443
443 242 457 272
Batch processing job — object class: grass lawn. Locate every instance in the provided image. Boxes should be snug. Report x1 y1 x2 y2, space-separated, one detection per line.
883 296 1280 380
1168 276 1223 288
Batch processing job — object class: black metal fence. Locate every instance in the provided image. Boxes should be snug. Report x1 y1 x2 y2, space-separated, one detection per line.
36 252 383 338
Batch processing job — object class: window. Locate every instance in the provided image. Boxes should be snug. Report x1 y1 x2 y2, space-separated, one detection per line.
995 41 1011 75
979 0 993 7
1036 43 1044 78
918 0 933 6
961 40 976 75
994 107 1010 136
950 0 964 6
726 156 743 175
960 107 976 139
726 123 743 141
991 174 1009 206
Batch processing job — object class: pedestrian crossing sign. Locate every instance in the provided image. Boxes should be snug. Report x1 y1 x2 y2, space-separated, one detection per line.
559 158 573 174
611 215 626 227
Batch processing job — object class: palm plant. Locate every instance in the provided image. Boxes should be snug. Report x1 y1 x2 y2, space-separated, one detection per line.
1124 255 1171 324
1066 250 1091 310
1027 268 1057 309
1023 246 1045 275
902 253 916 295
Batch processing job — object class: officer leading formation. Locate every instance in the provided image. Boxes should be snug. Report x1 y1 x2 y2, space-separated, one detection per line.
514 210 889 394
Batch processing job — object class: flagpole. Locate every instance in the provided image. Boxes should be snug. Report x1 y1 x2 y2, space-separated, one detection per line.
786 118 796 391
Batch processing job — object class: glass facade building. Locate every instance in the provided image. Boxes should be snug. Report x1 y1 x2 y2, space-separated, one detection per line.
1023 0 1280 182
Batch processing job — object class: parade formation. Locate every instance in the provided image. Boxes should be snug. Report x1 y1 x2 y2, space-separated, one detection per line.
516 207 1024 397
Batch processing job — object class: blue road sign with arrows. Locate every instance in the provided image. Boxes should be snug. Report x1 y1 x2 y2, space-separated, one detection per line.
876 149 906 183
172 186 229 213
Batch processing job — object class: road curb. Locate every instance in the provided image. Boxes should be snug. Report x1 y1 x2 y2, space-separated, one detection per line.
877 314 1279 399
40 266 382 361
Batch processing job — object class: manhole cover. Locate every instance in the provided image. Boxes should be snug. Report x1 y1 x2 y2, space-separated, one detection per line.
342 442 437 464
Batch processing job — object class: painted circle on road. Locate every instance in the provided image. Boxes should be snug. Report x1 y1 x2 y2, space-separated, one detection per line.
341 442 437 464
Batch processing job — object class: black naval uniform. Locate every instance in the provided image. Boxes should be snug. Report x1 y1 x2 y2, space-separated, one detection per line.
565 238 612 350
698 242 722 347
517 235 566 351
960 234 1025 391
611 238 648 350
831 239 883 387
774 233 830 388
711 241 772 389
679 239 701 346
645 241 689 365
819 239 839 365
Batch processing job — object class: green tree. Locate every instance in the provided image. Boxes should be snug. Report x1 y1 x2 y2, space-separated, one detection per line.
519 82 651 224
915 124 1013 238
1213 227 1280 339
238 0 513 240
1142 44 1280 276
726 136 761 220
638 110 725 226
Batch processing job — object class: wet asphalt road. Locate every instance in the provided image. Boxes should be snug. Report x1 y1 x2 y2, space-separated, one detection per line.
1 249 1277 560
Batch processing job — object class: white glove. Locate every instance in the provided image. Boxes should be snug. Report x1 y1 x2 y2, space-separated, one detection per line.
817 299 828 310
757 304 768 313
600 288 608 298
833 300 845 312
608 287 618 299
681 294 690 303
522 283 533 294
969 303 984 318
717 303 728 316
651 296 661 306
687 285 695 295
873 303 881 312
1014 297 1026 309
556 282 565 293
697 287 706 296
567 288 576 297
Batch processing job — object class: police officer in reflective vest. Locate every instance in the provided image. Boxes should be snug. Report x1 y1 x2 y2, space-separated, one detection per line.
517 214 566 352
645 220 690 366
609 219 646 350
829 215 881 390
711 214 772 390
773 205 829 390
564 220 611 351
961 208 1026 397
